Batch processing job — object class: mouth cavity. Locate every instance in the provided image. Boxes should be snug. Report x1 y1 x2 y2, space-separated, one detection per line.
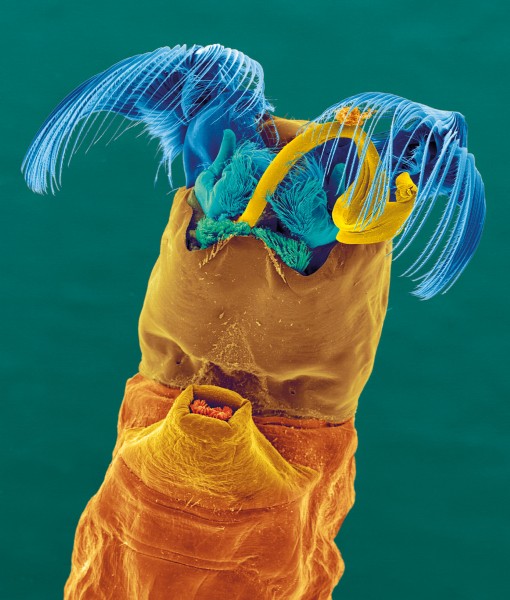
189 398 235 421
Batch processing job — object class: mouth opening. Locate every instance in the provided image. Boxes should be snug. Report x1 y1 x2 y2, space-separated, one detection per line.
189 398 235 421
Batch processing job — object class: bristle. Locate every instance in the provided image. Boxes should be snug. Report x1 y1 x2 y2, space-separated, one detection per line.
215 140 275 218
195 217 251 248
21 47 485 300
267 155 338 248
307 93 485 298
253 227 312 273
21 44 273 194
195 216 312 273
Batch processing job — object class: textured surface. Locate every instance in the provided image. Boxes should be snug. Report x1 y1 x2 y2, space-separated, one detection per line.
139 183 391 422
138 118 392 423
64 375 357 599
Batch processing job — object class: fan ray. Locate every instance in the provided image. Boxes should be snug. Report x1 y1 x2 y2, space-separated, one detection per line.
22 44 271 194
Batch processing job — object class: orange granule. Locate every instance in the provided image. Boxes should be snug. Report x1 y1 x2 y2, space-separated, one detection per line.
190 399 234 421
335 106 375 126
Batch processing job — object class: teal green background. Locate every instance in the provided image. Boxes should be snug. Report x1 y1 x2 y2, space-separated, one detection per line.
1 1 508 598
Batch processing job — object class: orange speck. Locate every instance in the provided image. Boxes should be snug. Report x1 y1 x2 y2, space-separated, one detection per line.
190 399 234 421
335 106 375 126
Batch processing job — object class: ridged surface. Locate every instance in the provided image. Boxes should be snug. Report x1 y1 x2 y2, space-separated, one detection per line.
64 375 357 599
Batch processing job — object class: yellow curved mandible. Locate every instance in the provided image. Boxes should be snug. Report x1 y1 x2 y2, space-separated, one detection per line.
236 115 417 244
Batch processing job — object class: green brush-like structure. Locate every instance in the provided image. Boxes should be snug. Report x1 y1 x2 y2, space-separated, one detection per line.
196 217 312 274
